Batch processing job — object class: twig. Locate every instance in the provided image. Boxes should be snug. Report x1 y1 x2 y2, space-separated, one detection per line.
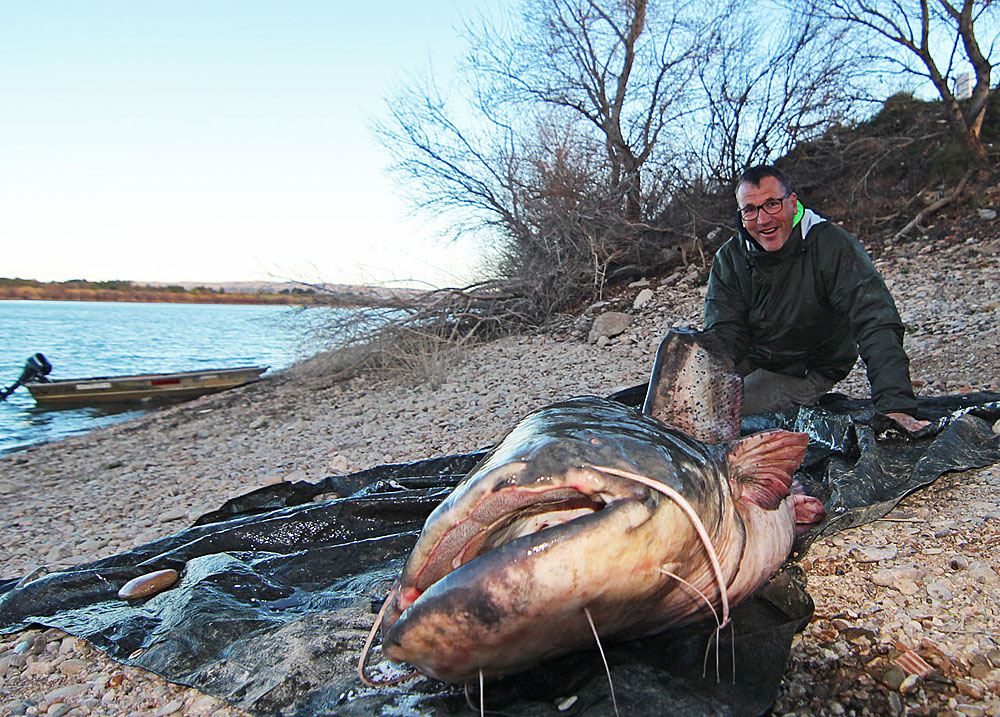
875 517 926 523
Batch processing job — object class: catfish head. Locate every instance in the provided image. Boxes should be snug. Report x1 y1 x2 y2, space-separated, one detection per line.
375 397 821 683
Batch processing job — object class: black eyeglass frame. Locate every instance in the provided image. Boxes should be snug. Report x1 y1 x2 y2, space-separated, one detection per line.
738 191 793 222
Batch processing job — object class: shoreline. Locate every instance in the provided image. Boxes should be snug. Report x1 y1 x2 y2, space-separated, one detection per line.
2 236 999 715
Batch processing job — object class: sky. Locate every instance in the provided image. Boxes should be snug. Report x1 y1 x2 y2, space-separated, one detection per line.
0 1 499 288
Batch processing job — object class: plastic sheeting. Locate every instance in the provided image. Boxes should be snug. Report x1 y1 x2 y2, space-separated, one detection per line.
1 391 998 716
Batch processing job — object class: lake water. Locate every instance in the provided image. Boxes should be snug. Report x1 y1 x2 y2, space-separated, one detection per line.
0 300 341 453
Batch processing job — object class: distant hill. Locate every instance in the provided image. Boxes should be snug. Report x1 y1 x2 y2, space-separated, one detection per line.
0 278 427 307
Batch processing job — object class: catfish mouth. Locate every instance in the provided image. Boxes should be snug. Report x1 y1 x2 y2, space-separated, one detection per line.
391 486 617 619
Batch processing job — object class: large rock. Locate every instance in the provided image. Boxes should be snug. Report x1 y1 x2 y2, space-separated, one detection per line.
588 311 632 343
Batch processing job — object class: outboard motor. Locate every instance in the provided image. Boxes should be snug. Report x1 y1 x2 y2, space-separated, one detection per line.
0 353 53 401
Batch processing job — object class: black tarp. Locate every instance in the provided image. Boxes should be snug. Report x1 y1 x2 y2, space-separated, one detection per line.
1 391 998 716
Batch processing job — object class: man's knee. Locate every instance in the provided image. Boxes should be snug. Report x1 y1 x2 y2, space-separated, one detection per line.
742 369 834 415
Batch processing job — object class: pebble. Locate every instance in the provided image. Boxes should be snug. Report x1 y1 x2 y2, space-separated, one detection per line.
152 699 184 716
158 508 188 523
57 659 88 676
850 545 898 562
633 288 654 309
925 579 953 600
870 566 922 590
949 555 970 570
117 568 180 600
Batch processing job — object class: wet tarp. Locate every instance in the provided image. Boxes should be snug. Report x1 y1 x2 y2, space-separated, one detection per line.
1 391 998 717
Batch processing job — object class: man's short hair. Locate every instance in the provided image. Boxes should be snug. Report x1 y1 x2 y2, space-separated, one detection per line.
737 165 791 194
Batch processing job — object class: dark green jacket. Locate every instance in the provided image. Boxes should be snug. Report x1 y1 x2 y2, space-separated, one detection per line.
704 207 918 414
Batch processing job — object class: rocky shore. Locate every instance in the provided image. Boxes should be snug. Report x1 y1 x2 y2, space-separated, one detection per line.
1 234 998 716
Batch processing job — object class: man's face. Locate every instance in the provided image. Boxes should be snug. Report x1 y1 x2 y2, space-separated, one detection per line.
736 176 797 252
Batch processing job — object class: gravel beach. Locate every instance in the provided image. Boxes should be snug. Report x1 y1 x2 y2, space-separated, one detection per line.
1 234 998 716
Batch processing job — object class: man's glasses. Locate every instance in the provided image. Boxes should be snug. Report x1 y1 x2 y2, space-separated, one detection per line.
739 192 792 222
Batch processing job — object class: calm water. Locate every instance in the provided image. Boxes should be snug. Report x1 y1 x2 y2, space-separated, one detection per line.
0 300 340 453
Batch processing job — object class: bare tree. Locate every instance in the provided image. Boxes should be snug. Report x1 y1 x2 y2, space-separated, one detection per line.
477 0 710 221
691 6 867 183
806 0 999 168
378 0 724 315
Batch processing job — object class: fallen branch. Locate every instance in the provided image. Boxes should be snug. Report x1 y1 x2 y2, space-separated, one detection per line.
892 169 975 242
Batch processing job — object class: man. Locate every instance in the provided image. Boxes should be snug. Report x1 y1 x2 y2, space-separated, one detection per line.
704 165 929 433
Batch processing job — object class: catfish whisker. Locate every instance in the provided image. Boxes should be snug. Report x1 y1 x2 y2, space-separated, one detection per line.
657 567 720 626
463 674 513 717
658 567 723 681
358 584 418 686
584 607 620 717
585 464 731 629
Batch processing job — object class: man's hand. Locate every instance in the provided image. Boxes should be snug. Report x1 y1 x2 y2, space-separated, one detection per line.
886 412 931 433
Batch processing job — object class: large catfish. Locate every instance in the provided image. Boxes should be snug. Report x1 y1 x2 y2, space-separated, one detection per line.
372 328 825 683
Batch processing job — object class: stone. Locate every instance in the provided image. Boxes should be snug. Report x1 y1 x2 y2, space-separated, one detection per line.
117 568 180 600
158 508 187 523
25 658 53 676
44 685 86 702
954 678 983 699
661 270 683 286
57 658 88 676
58 637 77 655
949 555 970 571
153 699 184 716
850 545 898 563
44 544 71 563
882 664 905 690
633 288 654 310
187 694 222 713
969 663 993 679
870 565 922 589
969 562 999 584
248 416 268 429
588 312 632 343
327 455 349 474
955 705 985 717
925 579 953 601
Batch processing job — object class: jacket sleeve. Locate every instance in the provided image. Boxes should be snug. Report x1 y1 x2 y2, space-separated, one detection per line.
703 241 749 365
819 228 918 415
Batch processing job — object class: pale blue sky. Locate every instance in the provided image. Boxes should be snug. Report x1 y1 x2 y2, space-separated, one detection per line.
0 1 497 287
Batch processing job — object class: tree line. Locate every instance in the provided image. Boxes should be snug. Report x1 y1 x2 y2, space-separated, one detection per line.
0 278 327 306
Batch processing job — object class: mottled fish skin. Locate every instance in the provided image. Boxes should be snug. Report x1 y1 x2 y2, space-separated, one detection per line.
378 330 821 684
642 327 742 444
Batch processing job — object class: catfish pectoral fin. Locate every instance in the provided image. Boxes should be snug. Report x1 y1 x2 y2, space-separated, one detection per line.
726 429 808 509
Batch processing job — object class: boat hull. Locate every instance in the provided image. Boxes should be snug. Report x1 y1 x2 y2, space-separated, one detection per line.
24 366 267 408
